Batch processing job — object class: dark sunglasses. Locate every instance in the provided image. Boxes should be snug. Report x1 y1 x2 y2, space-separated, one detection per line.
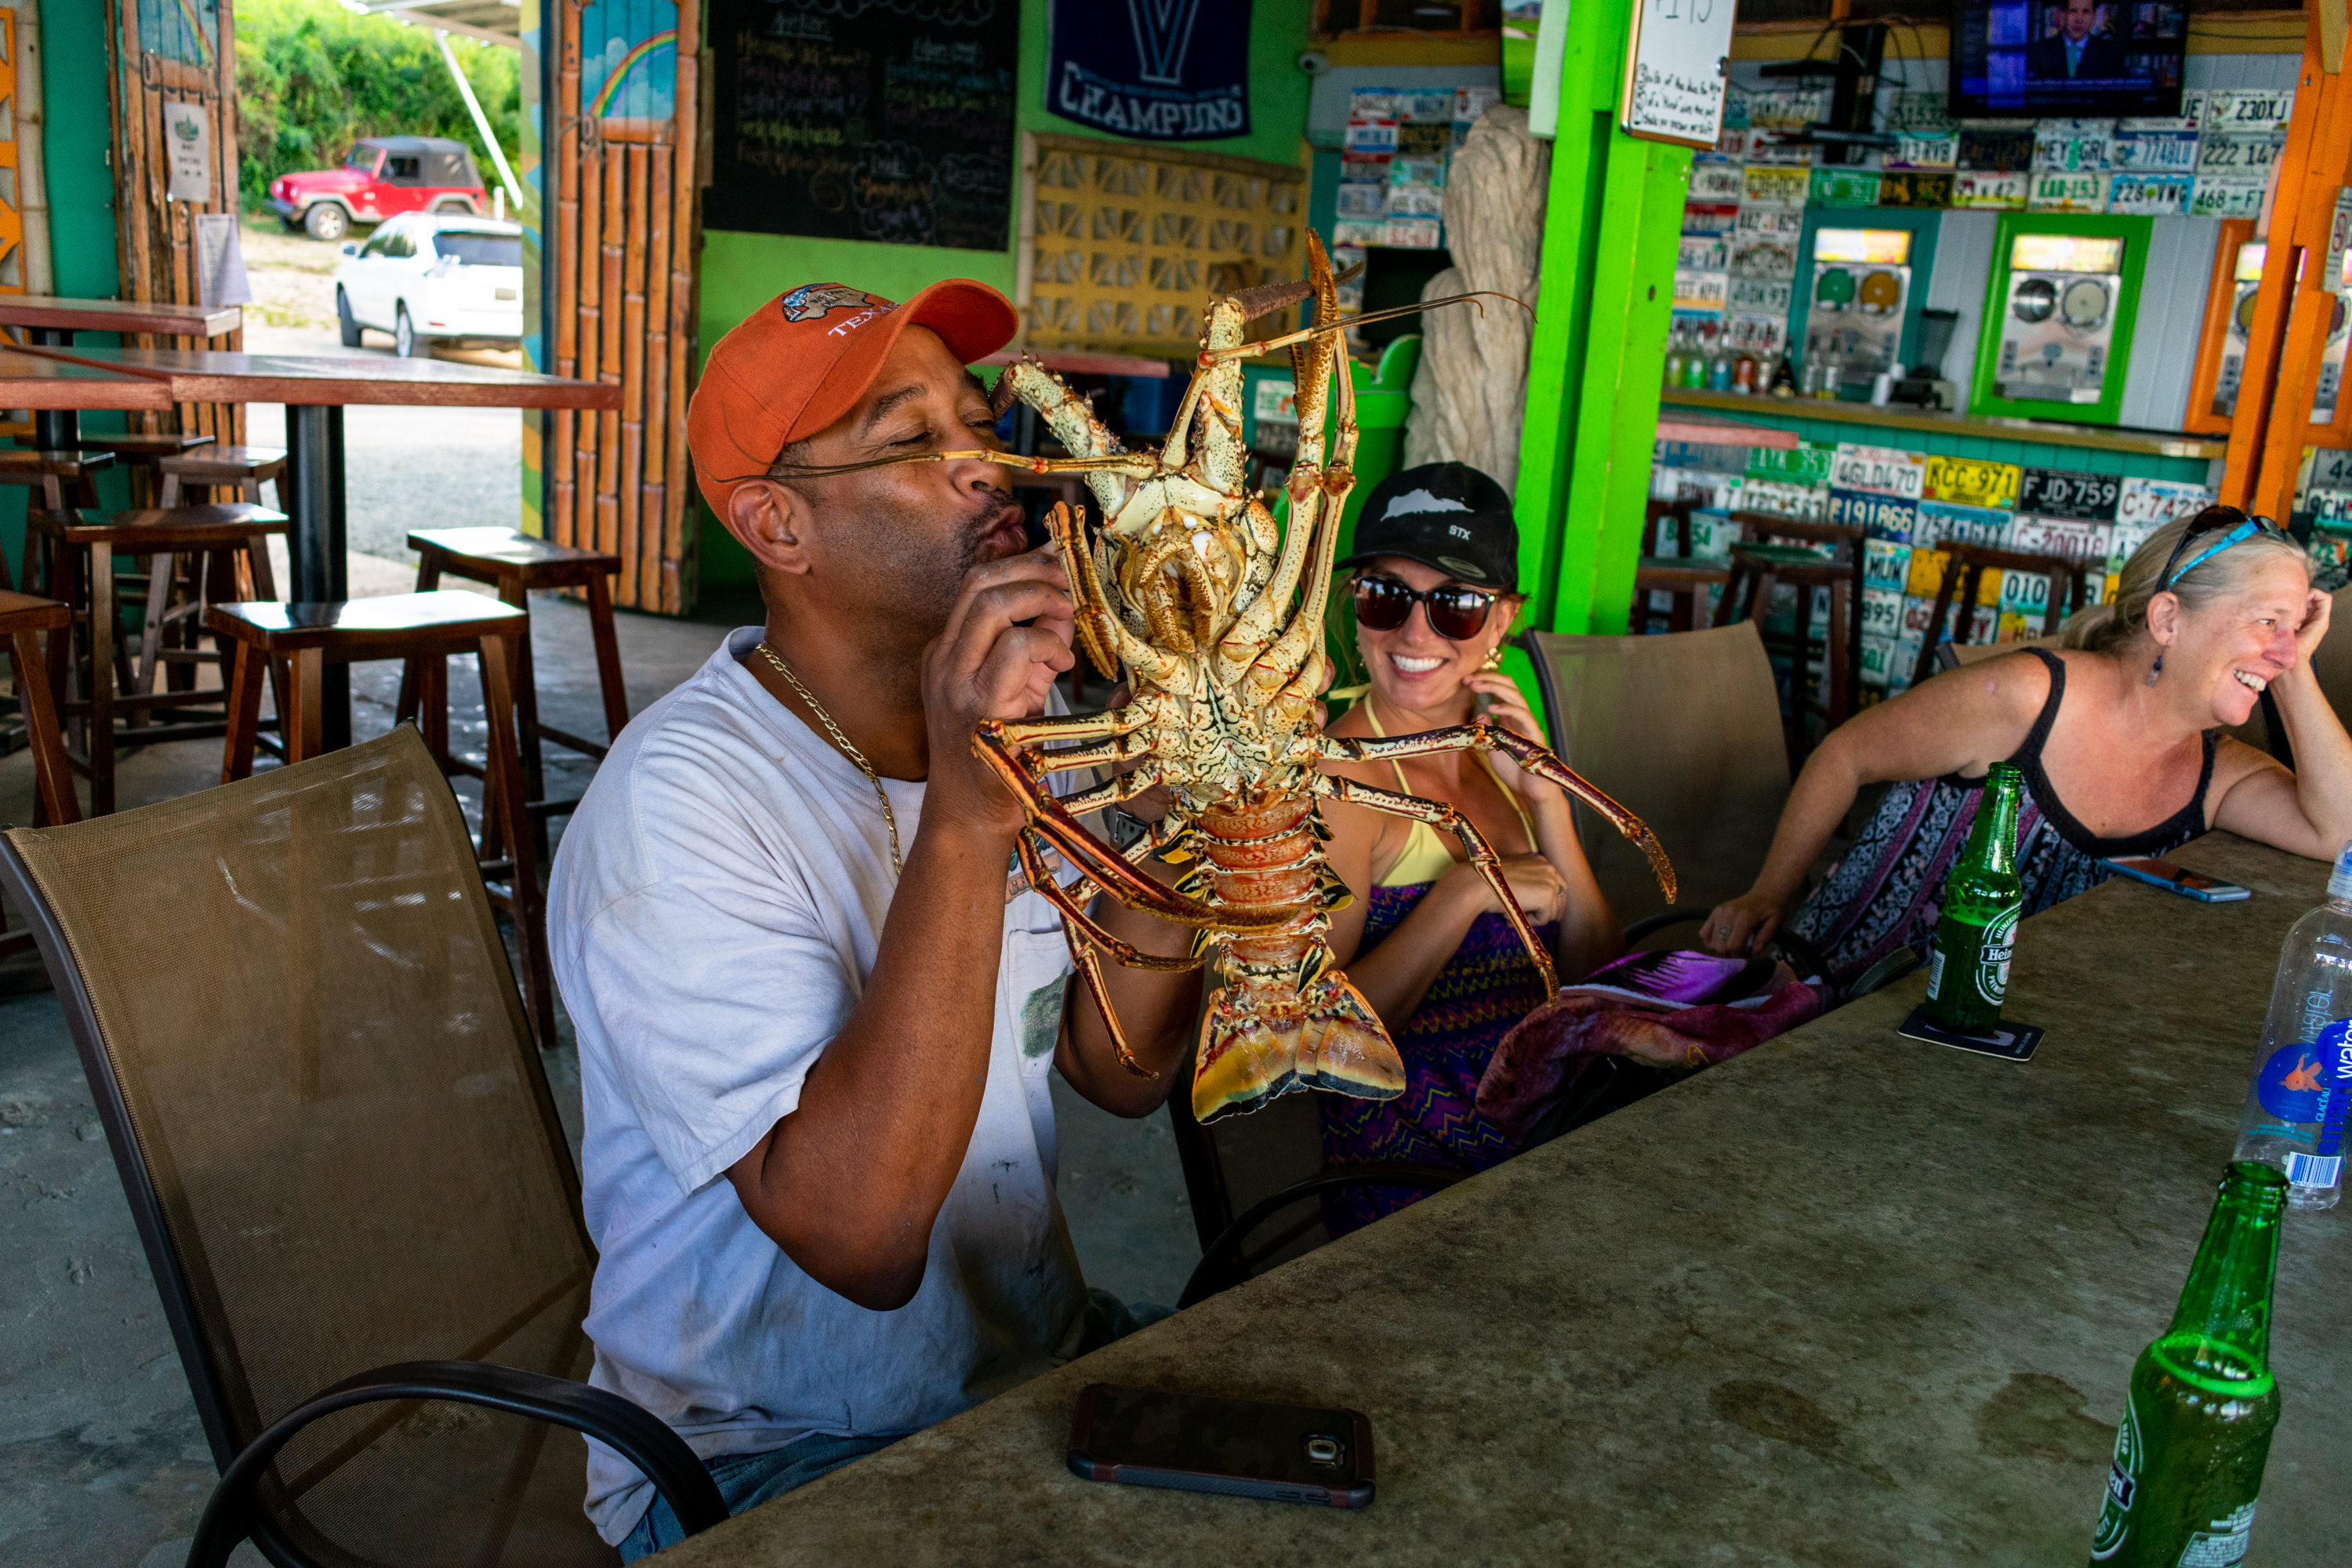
2156 509 2288 592
1352 573 1497 641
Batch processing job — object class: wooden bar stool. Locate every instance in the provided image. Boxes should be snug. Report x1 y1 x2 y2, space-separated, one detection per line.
0 590 80 960
42 504 289 815
0 448 114 590
399 527 630 856
157 445 289 506
1732 512 1867 689
1908 542 2085 689
1716 542 1856 741
1633 558 1730 633
208 591 554 1046
71 433 216 509
0 592 81 829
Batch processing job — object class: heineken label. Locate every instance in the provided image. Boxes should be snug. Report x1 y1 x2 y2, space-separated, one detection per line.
1976 903 2020 1005
2175 1501 2256 1566
2090 1394 2141 1559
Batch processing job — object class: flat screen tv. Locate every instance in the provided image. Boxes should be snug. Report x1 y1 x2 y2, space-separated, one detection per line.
1949 1 2187 118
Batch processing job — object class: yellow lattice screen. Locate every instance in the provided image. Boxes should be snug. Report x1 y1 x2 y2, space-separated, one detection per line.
1019 133 1307 358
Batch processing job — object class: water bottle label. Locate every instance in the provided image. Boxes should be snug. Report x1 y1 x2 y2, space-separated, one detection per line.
2316 1019 2352 1160
2283 1152 2342 1188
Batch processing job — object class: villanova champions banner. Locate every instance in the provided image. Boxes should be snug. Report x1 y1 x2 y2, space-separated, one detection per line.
1046 0 1251 142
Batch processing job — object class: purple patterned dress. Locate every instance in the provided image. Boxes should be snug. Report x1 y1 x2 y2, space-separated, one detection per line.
1315 884 1558 1236
1789 648 2215 989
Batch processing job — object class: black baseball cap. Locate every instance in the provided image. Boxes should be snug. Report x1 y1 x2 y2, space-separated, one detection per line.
1338 461 1520 592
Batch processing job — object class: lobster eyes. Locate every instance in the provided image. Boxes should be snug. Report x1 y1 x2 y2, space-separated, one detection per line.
1352 575 1496 641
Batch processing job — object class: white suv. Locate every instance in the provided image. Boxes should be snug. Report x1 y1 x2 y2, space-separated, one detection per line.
333 212 524 358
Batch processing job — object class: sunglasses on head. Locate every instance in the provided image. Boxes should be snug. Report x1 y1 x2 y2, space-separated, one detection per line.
1352 573 1498 641
2156 509 2288 592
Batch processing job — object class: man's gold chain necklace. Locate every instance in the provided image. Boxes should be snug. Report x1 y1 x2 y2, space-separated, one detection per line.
753 641 902 878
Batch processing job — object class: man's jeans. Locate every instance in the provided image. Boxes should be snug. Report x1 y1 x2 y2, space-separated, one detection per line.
615 1290 1170 1560
618 1432 897 1562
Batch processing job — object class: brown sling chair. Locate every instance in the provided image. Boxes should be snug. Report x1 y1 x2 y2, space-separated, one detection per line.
0 726 723 1566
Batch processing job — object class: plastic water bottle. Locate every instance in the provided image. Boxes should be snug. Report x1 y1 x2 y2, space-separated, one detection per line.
2230 842 2352 1210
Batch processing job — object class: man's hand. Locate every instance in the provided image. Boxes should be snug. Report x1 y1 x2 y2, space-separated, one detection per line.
920 546 1076 838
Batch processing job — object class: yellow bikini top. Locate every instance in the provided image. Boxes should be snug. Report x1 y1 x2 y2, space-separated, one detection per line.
1357 701 1537 887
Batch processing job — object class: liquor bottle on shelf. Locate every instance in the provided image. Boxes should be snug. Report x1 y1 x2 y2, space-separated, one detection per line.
2230 840 2352 1210
1664 325 1685 390
1769 351 1796 399
2088 1163 2285 1566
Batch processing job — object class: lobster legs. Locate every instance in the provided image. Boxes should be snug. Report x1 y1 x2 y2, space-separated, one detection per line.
1315 773 1559 995
1319 723 1679 904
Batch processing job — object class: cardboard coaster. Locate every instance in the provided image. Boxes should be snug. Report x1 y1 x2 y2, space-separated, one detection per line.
1899 1006 2045 1063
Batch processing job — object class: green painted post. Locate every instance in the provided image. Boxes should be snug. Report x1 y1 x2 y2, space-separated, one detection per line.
1512 0 1694 639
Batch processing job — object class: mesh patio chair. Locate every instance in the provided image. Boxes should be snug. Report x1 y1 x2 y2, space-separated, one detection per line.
0 725 722 1568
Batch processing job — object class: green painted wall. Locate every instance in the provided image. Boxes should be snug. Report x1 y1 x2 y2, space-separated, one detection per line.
693 0 1319 592
5 2 129 565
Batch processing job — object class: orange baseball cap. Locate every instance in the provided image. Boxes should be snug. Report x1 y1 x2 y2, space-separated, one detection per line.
687 279 1021 520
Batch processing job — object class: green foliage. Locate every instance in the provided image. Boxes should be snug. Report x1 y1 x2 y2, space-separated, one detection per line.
234 0 519 205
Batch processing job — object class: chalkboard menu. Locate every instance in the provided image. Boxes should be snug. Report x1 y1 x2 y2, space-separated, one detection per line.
706 0 1018 251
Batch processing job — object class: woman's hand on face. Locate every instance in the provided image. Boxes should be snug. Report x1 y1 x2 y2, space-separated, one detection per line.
1701 891 1786 956
2294 587 2332 666
1450 851 1569 924
1464 671 1559 797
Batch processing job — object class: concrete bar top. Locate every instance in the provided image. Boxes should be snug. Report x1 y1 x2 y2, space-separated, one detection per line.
661 833 2347 1566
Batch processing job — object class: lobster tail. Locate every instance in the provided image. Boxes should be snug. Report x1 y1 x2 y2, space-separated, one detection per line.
1192 969 1401 1123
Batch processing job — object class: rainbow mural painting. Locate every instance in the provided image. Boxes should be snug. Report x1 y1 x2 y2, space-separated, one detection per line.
578 0 679 122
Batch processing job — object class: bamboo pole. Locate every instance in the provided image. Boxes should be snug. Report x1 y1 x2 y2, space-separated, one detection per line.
619 142 649 608
575 133 604 561
214 1 242 446
554 1 582 549
664 25 702 615
597 144 625 566
2252 52 2352 521
643 136 673 610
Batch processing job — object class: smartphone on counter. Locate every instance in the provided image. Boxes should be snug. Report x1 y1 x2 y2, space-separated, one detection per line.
1067 1384 1374 1508
2101 856 2252 902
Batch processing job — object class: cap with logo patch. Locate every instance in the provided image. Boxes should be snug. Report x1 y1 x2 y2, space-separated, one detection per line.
685 278 1020 521
1338 461 1519 592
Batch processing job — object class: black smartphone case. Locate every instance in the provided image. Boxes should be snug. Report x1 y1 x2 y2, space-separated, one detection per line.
1066 1384 1375 1508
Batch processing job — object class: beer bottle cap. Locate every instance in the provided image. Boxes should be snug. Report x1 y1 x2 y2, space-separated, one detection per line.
2332 842 2352 902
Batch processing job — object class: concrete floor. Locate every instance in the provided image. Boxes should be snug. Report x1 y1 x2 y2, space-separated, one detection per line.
0 583 1196 1566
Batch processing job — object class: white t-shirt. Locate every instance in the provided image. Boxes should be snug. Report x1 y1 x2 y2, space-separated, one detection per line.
549 627 1087 1545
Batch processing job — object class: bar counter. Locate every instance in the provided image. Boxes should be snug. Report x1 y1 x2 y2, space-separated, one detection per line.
661 833 2346 1565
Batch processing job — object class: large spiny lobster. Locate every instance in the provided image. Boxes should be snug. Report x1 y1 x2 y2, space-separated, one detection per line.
815 234 1676 1120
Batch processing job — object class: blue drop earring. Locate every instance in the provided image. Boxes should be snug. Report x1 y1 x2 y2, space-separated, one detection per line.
2145 652 2163 687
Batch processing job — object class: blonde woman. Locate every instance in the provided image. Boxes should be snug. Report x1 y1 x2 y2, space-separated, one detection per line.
1703 507 2352 986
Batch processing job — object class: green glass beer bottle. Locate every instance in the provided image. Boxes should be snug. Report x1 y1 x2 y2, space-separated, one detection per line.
2089 1163 2285 1566
1922 760 2025 1035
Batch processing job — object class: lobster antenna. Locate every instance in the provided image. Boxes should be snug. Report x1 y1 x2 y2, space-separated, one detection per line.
1199 290 1533 365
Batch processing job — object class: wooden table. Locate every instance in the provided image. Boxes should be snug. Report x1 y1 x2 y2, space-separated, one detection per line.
16 343 618 746
0 296 242 340
659 833 2347 1566
0 297 242 451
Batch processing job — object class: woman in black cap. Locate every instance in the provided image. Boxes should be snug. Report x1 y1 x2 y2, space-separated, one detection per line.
1316 461 1621 1235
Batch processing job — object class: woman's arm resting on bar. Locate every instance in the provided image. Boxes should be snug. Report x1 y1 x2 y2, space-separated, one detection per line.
1703 651 2050 956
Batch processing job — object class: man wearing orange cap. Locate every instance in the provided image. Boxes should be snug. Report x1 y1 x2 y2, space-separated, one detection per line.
547 280 1199 1555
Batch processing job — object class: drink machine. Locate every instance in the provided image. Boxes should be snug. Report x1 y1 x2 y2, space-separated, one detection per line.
2193 226 2352 439
1970 215 2150 427
1801 227 1911 397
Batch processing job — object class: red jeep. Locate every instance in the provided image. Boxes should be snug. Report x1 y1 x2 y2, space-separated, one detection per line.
267 136 488 243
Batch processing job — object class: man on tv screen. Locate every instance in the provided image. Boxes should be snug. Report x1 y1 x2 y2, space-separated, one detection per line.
2027 0 2127 81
